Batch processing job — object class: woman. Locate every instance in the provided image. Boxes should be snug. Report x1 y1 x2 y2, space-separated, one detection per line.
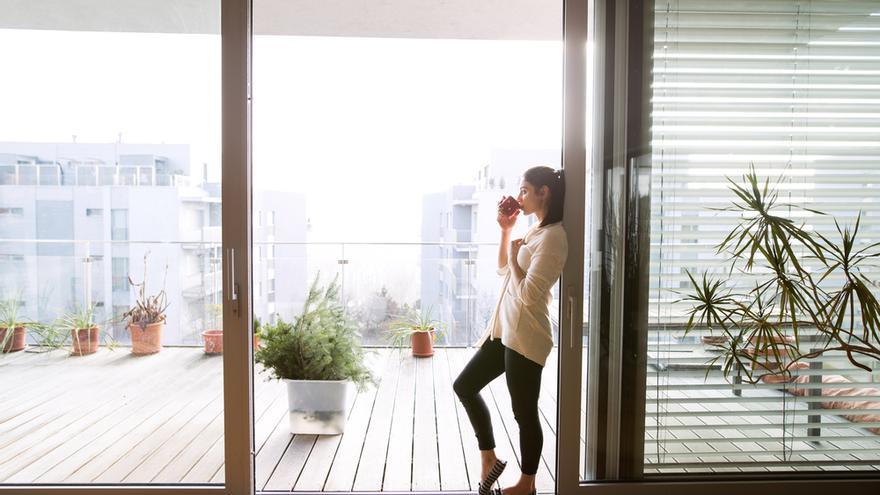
453 166 568 495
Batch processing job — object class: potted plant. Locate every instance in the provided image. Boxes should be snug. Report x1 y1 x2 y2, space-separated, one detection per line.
202 303 223 354
122 254 169 355
255 274 374 435
682 165 880 382
1 298 28 353
387 307 445 357
54 303 103 356
253 315 262 349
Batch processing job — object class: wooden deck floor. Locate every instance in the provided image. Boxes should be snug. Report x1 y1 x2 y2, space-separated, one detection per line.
2 346 879 491
0 347 561 491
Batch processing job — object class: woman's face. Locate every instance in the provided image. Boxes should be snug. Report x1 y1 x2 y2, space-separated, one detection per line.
517 179 547 216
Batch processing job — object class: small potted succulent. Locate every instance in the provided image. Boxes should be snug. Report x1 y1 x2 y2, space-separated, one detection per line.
387 307 445 357
122 254 169 355
0 298 29 353
55 303 104 356
255 274 374 435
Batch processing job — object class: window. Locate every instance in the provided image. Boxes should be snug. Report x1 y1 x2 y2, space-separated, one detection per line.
645 0 880 475
112 257 129 292
86 208 103 217
0 207 23 216
111 209 128 241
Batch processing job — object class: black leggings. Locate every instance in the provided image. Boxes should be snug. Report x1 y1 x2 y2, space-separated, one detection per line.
453 339 544 476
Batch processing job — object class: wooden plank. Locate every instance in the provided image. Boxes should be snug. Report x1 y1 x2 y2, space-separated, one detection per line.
125 395 225 483
181 432 224 483
412 354 441 490
57 357 220 483
175 371 278 487
0 348 178 428
433 348 470 491
263 434 316 491
254 411 294 490
380 349 417 491
0 348 114 401
323 350 390 491
152 375 284 483
352 349 402 491
0 350 195 482
93 383 224 482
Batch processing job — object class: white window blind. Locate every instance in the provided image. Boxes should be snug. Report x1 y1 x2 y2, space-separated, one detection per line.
647 0 880 474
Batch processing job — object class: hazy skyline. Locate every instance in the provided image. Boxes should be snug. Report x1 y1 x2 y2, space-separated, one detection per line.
0 29 562 243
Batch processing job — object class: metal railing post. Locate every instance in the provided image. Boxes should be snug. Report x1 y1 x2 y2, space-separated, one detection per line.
808 350 823 438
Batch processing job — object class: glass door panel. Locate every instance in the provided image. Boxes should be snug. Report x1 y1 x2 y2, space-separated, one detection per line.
0 1 224 486
251 1 564 492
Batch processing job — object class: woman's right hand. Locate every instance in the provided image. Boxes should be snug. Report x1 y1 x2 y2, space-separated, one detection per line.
497 208 519 231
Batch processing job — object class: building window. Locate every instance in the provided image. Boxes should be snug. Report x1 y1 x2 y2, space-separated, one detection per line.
112 257 129 291
86 208 103 217
111 209 128 241
269 210 276 226
0 207 23 216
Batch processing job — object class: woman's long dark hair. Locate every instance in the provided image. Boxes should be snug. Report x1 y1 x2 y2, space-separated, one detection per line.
523 166 565 227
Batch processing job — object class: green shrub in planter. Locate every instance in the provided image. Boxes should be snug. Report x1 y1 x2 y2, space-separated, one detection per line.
255 275 375 390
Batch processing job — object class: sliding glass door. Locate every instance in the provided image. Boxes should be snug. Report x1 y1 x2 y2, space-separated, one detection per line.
248 1 566 492
558 1 880 494
0 1 234 491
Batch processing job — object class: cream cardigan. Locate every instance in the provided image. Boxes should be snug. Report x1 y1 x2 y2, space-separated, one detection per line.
475 222 568 366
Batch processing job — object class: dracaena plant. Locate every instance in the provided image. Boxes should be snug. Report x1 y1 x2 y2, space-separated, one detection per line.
122 252 170 329
682 165 880 383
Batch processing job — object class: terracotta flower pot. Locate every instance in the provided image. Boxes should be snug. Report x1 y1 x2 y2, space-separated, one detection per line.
71 327 100 356
129 322 164 355
254 333 261 349
411 329 435 357
203 330 223 354
0 326 26 353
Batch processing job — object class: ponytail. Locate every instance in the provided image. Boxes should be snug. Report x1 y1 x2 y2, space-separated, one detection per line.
523 166 565 227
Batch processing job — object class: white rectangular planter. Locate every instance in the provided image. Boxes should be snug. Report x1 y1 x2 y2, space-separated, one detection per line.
284 379 352 435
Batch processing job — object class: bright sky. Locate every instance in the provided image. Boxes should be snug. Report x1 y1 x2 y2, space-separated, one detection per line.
0 29 562 243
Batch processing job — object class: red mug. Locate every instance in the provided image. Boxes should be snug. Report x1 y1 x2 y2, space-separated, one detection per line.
498 196 521 216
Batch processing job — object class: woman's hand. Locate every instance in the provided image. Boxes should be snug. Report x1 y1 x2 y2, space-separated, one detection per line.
497 205 519 232
509 238 524 267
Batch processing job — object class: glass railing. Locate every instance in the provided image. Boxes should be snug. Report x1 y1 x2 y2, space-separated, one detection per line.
0 239 525 349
